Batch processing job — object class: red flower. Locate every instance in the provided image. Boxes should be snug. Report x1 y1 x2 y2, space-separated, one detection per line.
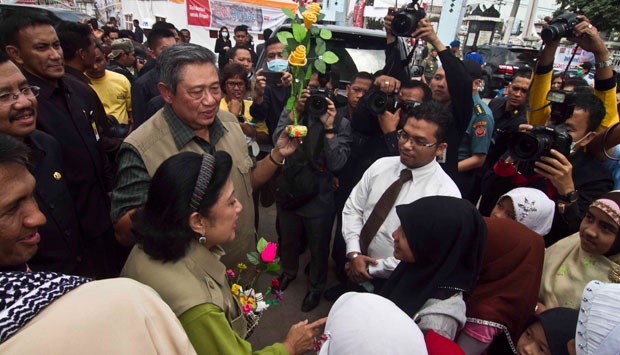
271 277 280 289
260 242 277 263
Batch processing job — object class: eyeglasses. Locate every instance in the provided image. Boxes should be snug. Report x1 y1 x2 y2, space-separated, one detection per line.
0 86 40 106
184 86 222 101
397 129 438 148
225 81 246 89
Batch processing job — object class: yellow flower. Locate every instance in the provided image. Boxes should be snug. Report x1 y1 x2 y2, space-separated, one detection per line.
302 10 317 29
247 296 256 308
238 294 247 305
231 283 241 296
306 3 321 16
237 263 247 272
288 45 308 67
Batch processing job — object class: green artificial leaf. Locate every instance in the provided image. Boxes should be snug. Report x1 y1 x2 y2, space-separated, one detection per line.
247 251 260 265
304 67 312 81
317 12 325 21
281 48 289 58
314 59 326 73
277 31 293 44
315 38 326 55
273 256 280 264
273 301 280 305
286 38 298 51
319 28 332 40
292 23 307 43
299 6 306 13
266 263 280 272
309 26 320 36
257 237 267 253
322 51 339 64
286 96 295 110
266 300 273 305
282 8 296 20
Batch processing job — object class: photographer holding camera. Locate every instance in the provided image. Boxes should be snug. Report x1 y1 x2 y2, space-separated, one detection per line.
273 71 352 312
251 37 294 144
528 15 617 132
479 91 612 246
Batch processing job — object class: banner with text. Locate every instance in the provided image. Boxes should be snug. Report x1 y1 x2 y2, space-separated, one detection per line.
187 0 212 27
211 0 263 31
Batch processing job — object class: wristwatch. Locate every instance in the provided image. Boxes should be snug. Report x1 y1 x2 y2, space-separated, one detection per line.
348 252 360 262
595 59 613 69
557 190 579 204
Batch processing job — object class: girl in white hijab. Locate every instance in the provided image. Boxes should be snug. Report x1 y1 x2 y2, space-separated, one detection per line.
568 280 620 355
317 292 428 355
491 187 555 236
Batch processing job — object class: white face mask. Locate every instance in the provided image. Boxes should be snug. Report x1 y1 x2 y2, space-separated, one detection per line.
569 132 593 155
222 32 229 38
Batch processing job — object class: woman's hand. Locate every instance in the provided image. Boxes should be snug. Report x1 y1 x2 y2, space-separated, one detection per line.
282 318 327 355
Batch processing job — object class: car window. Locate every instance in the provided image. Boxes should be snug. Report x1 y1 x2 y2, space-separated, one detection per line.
260 26 389 86
506 49 538 64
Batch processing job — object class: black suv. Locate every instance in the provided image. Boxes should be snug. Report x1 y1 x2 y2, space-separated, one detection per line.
257 24 411 90
477 44 539 98
0 4 92 25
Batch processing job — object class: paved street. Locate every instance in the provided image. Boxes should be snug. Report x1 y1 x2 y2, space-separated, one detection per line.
248 204 337 352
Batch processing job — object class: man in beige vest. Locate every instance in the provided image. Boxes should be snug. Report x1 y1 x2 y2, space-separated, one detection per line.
111 43 299 268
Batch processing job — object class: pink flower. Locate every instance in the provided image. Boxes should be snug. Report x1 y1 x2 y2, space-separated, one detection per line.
226 269 235 279
260 242 277 263
242 304 253 314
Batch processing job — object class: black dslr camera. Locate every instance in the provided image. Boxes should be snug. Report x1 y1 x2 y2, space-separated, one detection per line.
547 89 577 125
368 91 400 114
305 87 336 116
508 125 572 177
391 1 426 37
541 12 581 44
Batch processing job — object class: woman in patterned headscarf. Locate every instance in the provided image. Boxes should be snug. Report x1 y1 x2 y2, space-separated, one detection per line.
539 190 620 311
490 187 555 236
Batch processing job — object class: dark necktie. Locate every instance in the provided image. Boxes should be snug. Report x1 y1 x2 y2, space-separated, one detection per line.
359 169 413 254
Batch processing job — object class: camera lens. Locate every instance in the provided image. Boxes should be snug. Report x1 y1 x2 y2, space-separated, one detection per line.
306 96 328 116
392 13 415 37
369 92 388 114
541 25 561 44
510 133 540 160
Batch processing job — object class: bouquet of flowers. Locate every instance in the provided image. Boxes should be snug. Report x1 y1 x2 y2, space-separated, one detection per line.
278 2 339 137
227 237 283 337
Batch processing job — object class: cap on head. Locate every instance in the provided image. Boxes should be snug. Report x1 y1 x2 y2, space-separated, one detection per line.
109 38 134 59
463 59 482 79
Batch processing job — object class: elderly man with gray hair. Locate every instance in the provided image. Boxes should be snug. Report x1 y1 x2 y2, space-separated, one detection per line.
111 43 300 268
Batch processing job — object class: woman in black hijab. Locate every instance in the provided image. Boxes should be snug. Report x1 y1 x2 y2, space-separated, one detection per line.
380 196 487 340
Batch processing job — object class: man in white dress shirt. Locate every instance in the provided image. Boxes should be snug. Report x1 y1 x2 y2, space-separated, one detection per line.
342 100 461 288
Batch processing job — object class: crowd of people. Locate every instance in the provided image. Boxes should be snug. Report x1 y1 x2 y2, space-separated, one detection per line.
0 6 619 355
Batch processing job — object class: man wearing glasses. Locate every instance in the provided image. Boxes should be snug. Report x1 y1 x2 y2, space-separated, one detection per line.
342 100 461 290
1 14 120 278
0 51 84 275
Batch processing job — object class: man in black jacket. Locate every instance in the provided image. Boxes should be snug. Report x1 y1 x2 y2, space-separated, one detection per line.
385 16 473 180
1 14 125 278
0 53 84 274
479 92 613 246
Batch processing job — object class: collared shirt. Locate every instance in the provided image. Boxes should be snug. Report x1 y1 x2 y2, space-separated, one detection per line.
111 104 226 221
458 93 495 160
342 157 461 278
64 66 91 85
